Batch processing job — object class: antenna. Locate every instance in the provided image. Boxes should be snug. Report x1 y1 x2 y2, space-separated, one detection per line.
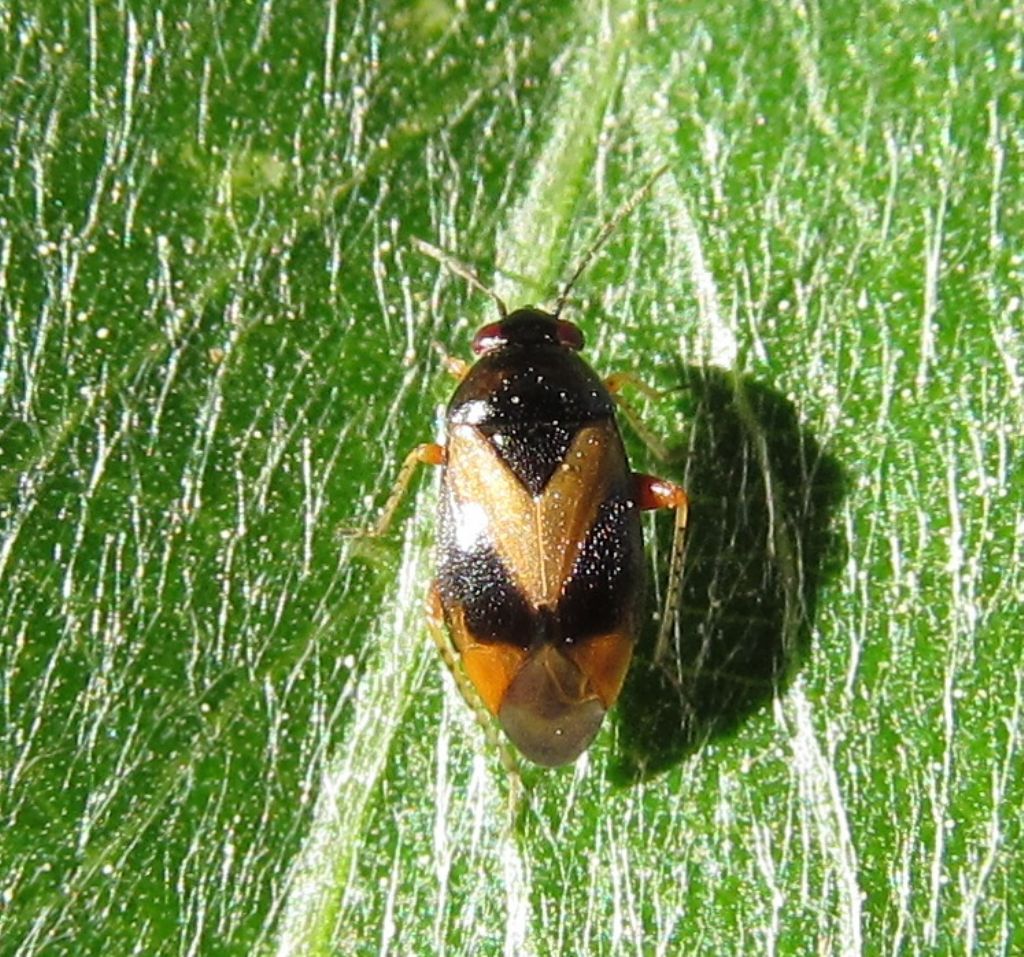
412 237 509 318
554 164 670 317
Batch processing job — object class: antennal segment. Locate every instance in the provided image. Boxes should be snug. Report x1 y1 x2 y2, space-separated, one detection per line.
554 164 670 318
412 237 509 318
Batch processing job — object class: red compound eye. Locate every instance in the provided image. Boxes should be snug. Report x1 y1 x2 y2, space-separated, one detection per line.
471 321 505 355
555 320 584 351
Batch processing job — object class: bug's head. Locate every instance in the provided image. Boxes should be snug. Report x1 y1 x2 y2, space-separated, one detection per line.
471 308 584 356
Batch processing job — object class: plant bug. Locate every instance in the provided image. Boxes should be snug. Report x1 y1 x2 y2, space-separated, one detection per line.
370 172 688 767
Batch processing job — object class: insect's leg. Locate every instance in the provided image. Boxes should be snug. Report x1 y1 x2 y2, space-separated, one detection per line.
425 585 473 698
604 372 667 402
426 586 523 783
606 372 675 463
431 341 471 380
634 474 690 663
364 443 445 537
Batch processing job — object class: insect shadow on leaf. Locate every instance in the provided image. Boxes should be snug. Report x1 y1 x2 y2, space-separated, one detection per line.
610 365 848 784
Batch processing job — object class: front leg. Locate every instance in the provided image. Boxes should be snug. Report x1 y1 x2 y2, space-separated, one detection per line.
363 443 445 538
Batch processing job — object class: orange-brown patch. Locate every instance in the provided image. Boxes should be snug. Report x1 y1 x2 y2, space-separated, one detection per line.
442 590 528 713
460 642 529 715
564 631 635 709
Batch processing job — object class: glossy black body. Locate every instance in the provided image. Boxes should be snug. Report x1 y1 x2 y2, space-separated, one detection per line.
436 308 644 671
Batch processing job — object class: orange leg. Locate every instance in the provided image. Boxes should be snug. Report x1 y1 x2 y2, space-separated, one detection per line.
604 372 667 401
635 473 690 663
365 442 445 537
605 374 676 463
432 341 472 380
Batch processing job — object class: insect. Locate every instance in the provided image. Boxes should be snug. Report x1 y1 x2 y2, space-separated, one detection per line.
368 174 688 767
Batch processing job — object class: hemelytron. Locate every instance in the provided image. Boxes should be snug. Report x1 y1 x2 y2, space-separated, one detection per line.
369 171 689 766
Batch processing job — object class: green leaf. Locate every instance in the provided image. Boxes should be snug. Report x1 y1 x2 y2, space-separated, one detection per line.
2 1 1021 954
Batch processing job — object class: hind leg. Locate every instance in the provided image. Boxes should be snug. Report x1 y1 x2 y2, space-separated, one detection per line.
634 475 690 663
